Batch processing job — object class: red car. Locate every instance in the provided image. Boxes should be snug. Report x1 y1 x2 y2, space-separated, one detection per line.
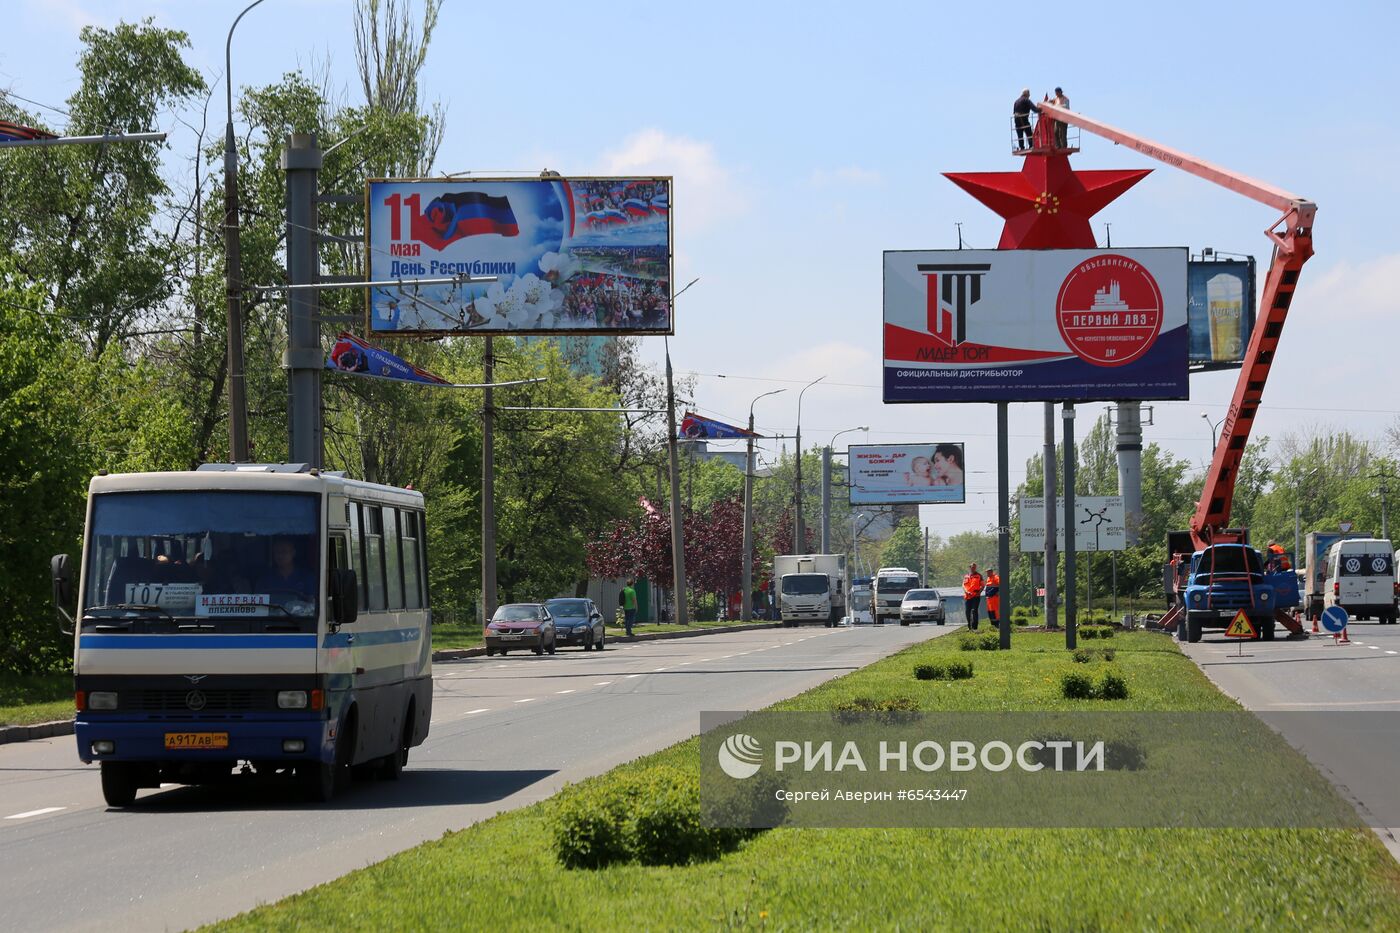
484 603 557 656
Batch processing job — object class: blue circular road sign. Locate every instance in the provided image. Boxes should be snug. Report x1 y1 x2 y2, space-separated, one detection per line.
1321 605 1349 634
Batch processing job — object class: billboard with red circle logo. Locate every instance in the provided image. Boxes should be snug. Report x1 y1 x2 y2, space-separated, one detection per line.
883 248 1187 402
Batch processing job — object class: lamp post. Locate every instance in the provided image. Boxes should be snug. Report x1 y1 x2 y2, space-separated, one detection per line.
852 512 868 580
822 426 868 553
742 388 785 622
1200 412 1221 457
793 375 826 553
222 0 268 462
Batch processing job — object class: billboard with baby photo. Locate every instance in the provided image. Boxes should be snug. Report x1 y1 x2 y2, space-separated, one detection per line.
848 443 966 505
365 176 673 335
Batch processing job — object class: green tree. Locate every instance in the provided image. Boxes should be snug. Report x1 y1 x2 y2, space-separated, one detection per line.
879 517 926 574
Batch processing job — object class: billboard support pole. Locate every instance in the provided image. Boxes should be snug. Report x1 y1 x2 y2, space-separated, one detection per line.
481 337 498 623
665 343 689 625
283 133 323 468
821 446 832 553
1116 402 1143 546
1044 403 1059 629
1063 403 1078 650
997 401 1012 650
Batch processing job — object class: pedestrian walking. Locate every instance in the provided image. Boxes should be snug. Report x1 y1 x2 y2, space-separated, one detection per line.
621 579 638 636
985 568 1002 625
963 563 985 630
1013 88 1040 150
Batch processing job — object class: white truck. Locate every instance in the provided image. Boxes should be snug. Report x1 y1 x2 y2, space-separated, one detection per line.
1324 538 1396 623
774 554 848 627
873 567 921 625
1301 531 1365 621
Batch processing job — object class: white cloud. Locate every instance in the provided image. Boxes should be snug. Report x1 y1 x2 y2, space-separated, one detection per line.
24 0 103 31
600 128 742 231
1299 251 1400 320
808 165 882 187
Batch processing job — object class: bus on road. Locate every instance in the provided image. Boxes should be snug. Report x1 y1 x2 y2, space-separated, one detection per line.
53 463 432 806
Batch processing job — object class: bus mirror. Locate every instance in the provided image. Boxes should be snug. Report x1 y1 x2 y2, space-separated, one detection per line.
333 569 359 626
51 555 74 636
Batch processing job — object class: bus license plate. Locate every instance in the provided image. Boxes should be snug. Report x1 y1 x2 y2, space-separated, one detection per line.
164 732 229 750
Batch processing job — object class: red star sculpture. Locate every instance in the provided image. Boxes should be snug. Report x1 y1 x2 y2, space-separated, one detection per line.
944 154 1150 249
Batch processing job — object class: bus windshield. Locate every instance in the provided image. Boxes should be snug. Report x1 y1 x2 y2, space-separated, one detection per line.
851 591 872 611
83 491 320 627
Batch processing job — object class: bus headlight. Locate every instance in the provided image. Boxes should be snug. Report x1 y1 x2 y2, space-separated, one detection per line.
1259 591 1270 602
277 690 309 709
88 691 118 710
91 740 116 755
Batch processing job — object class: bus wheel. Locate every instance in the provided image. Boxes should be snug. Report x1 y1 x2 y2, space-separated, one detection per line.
381 707 412 781
100 761 138 807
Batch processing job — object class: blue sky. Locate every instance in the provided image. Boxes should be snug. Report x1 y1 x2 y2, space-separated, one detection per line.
8 0 1398 536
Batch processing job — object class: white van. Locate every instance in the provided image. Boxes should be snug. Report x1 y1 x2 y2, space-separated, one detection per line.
1324 538 1396 624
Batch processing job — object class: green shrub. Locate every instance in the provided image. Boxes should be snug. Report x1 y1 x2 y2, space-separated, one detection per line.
554 766 754 869
914 663 946 681
1011 606 1036 623
1098 671 1130 700
1060 671 1095 699
958 635 979 651
1072 648 1093 663
1079 626 1100 640
977 631 1001 651
1101 647 1116 662
946 660 974 680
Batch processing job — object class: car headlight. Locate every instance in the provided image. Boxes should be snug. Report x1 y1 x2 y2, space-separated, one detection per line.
88 691 118 710
1260 591 1270 602
1191 593 1202 604
277 690 309 709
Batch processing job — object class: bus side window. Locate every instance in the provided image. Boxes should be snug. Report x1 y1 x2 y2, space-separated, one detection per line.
384 507 404 609
363 505 388 612
349 503 367 608
401 510 423 610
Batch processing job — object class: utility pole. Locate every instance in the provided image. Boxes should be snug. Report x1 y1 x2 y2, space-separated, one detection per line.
741 389 783 623
481 337 498 622
1115 402 1142 545
222 0 266 462
1044 402 1059 628
1373 471 1394 540
793 376 826 553
821 446 832 553
1063 403 1078 650
922 527 929 583
665 345 689 625
282 133 322 467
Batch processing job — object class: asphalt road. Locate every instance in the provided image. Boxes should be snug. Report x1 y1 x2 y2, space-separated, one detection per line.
1180 621 1400 858
0 622 950 932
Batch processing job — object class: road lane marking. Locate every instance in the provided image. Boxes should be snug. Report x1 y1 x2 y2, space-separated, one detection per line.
1387 651 1398 655
625 673 642 678
1369 645 1382 650
556 689 576 694
699 659 712 662
594 681 613 686
6 807 65 820
467 708 490 714
514 698 537 704
653 667 669 672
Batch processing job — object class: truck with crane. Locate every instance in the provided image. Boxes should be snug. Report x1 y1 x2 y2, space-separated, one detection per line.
1036 102 1315 639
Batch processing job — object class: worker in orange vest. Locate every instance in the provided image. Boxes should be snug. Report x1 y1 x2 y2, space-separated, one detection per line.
984 568 1002 625
1265 540 1291 572
962 563 985 630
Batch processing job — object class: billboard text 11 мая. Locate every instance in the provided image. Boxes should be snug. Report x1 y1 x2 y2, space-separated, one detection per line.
366 177 672 335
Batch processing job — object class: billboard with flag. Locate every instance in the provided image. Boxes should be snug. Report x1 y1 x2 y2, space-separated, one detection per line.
679 412 755 440
883 248 1188 403
366 177 672 336
325 332 450 386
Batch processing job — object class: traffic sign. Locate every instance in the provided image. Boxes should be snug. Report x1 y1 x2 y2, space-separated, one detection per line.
1223 610 1257 638
1320 605 1349 634
1340 521 1354 533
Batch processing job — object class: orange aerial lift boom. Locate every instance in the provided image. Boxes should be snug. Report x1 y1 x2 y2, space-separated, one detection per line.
1039 102 1317 549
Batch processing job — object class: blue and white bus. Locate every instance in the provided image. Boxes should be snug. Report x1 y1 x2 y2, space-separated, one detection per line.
53 463 433 805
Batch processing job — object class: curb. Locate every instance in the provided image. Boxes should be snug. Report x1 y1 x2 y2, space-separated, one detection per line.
431 621 783 662
0 624 788 743
0 719 75 747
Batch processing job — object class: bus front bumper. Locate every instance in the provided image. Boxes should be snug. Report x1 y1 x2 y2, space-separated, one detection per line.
75 716 332 764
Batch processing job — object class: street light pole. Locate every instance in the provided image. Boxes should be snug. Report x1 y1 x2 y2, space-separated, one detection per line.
822 426 868 553
222 0 266 462
743 388 785 623
1200 412 1221 457
793 376 826 553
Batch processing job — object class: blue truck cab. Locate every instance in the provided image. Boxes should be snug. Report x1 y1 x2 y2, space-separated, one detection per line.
1182 543 1297 643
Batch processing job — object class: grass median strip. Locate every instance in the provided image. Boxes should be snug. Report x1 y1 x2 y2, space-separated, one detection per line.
0 673 73 727
209 632 1400 931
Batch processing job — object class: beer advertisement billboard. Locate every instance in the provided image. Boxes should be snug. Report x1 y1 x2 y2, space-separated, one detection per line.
848 443 966 505
1187 258 1256 367
365 177 672 336
883 248 1188 403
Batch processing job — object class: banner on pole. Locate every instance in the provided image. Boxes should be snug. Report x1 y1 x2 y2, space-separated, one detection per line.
325 332 450 386
679 412 756 440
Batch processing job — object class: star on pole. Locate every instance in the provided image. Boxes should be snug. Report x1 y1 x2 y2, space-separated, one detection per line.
944 154 1151 249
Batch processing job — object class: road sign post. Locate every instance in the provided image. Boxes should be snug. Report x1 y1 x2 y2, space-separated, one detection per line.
1320 605 1349 643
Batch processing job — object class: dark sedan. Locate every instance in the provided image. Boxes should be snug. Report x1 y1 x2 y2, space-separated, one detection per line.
484 603 557 656
545 598 607 651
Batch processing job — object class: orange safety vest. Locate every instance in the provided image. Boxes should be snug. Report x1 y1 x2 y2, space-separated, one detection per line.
984 572 1001 614
963 572 984 599
1267 544 1291 570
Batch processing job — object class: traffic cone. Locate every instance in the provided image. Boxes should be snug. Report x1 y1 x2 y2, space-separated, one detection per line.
1335 624 1351 644
1311 614 1319 634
